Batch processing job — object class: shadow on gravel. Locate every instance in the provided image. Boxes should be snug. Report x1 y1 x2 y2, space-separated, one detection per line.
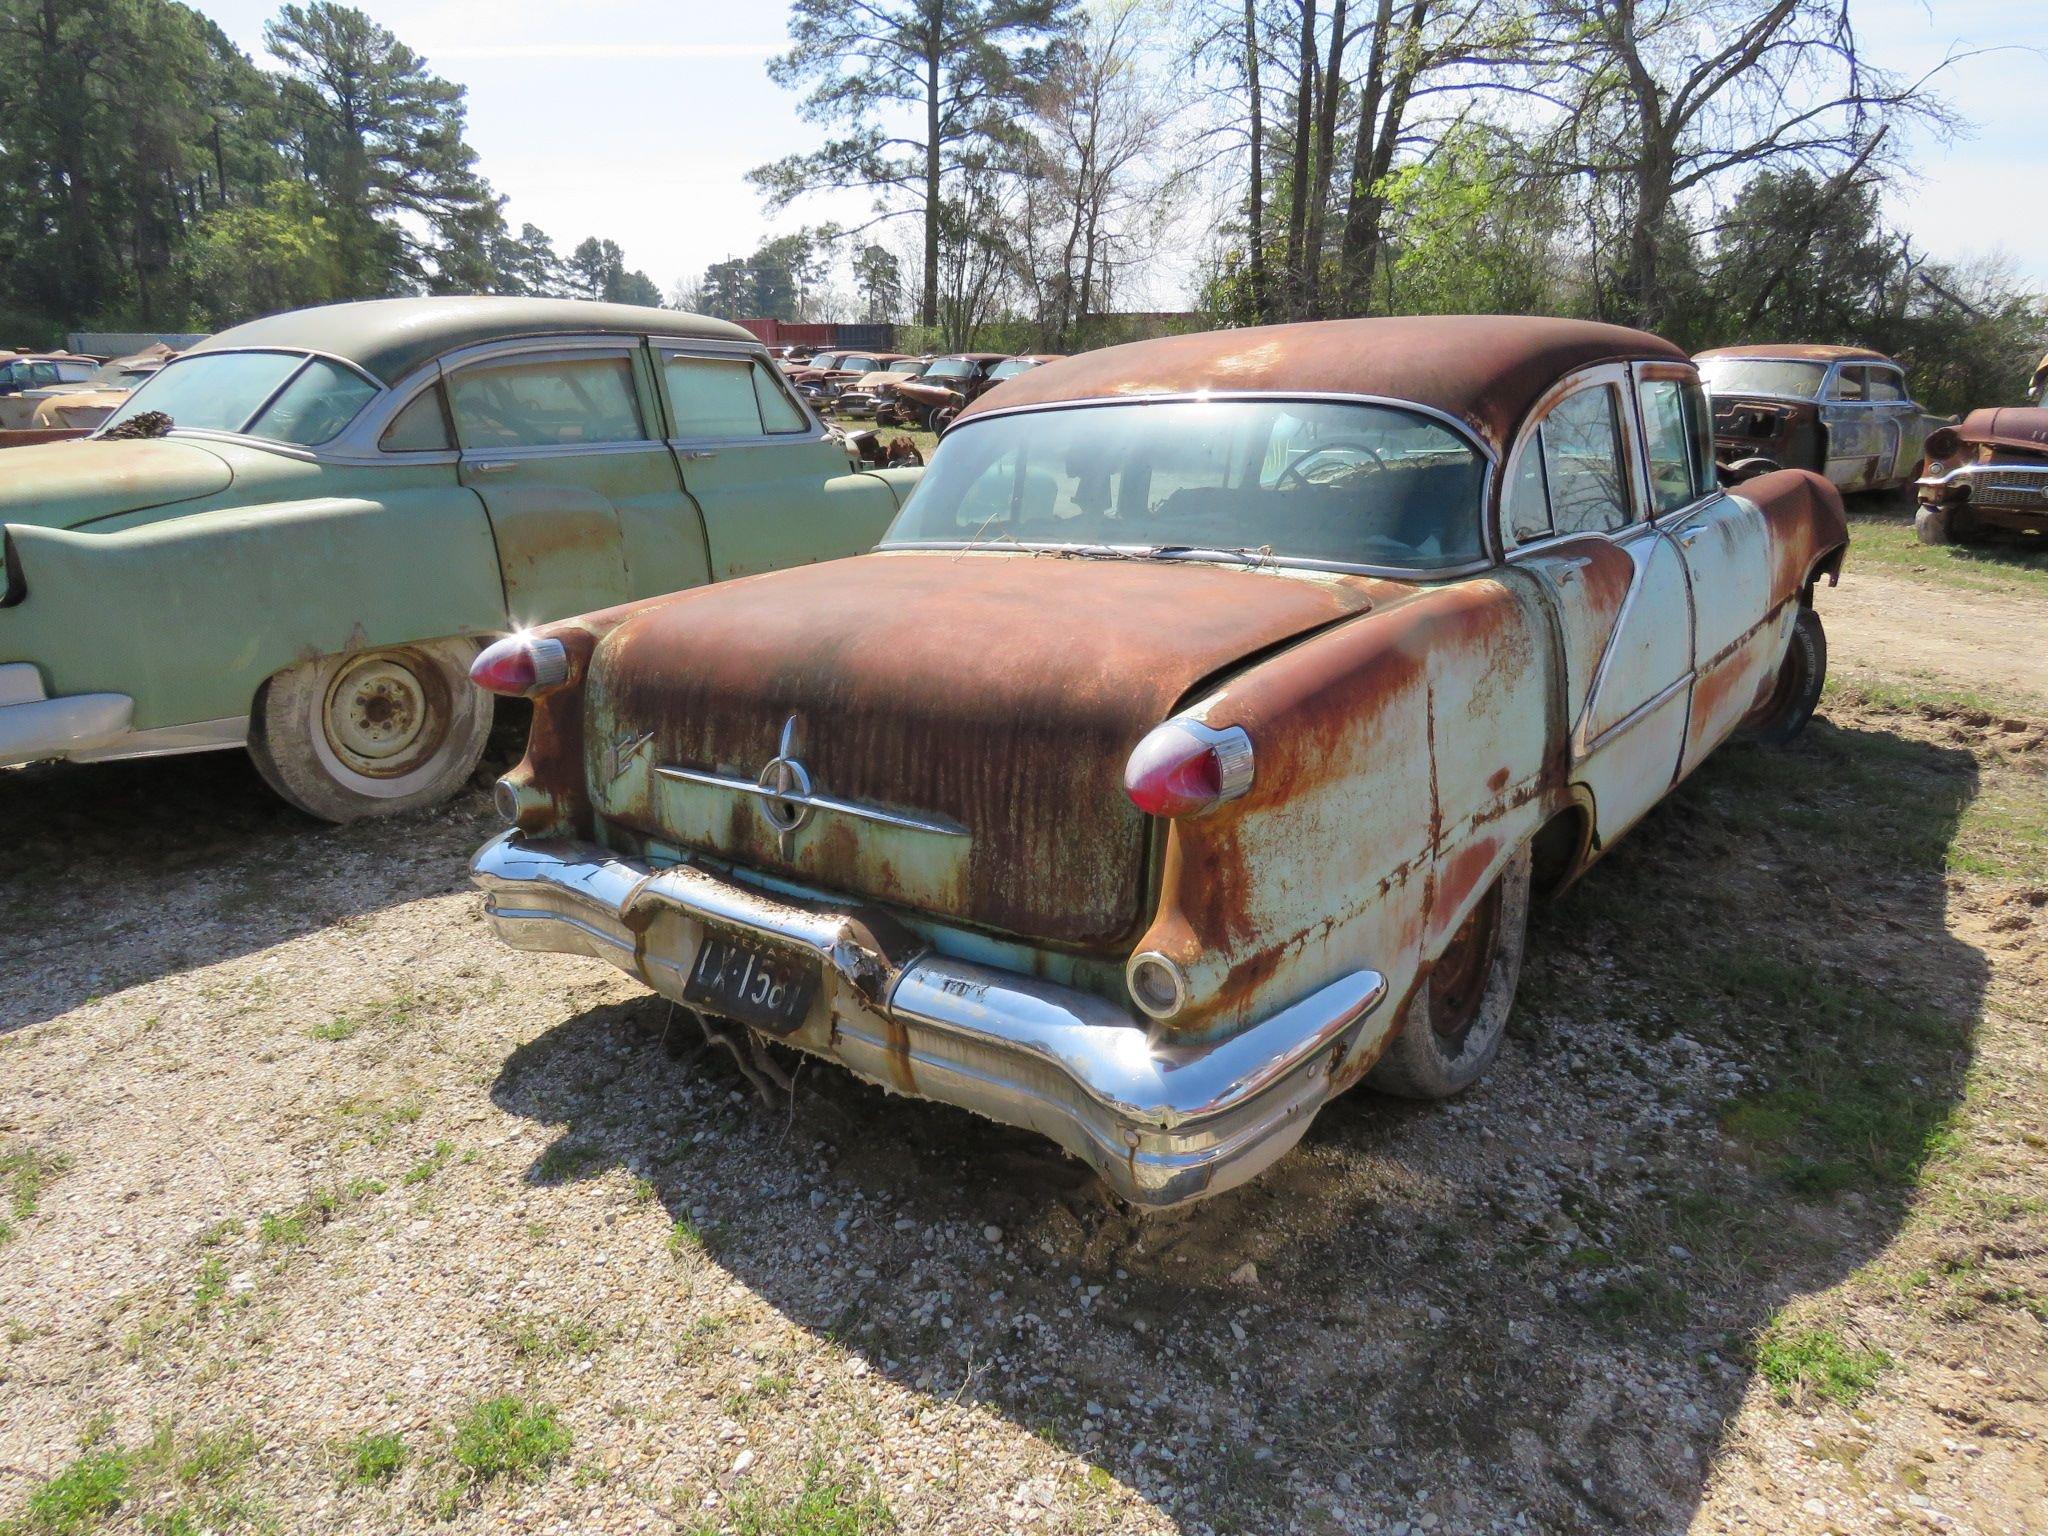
0 716 520 1034
490 707 1988 1534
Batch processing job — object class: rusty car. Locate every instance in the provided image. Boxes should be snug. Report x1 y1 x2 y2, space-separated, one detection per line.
21 346 177 436
0 297 920 820
1916 404 2048 544
883 352 1017 432
468 315 1848 1208
1695 343 1928 493
835 357 934 420
0 352 101 431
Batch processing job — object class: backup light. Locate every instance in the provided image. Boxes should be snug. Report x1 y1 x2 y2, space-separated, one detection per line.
1123 720 1255 819
470 634 570 697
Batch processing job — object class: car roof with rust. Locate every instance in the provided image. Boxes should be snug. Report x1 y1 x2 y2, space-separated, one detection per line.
182 297 756 385
955 316 1686 452
1694 342 1895 365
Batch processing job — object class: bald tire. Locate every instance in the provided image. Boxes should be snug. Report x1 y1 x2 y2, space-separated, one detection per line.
1740 607 1827 747
1368 845 1532 1100
250 638 492 822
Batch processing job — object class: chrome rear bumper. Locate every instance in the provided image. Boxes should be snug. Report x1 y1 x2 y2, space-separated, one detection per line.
472 831 1387 1208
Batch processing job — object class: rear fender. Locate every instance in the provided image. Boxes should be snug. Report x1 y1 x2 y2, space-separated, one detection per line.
0 491 510 730
1135 578 1565 1052
1736 467 1849 613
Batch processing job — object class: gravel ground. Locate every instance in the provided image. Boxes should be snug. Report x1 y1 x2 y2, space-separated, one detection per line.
2 568 2044 1534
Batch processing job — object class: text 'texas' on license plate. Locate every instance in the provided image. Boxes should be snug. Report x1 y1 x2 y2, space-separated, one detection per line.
683 932 817 1035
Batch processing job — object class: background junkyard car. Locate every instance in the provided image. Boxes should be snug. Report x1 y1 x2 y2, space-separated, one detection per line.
0 353 101 429
1916 403 2048 544
795 351 912 408
0 297 921 820
23 346 177 434
835 356 934 419
470 315 1849 1209
1695 343 1929 492
887 352 1015 431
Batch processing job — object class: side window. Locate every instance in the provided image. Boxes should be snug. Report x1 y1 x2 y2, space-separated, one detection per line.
1830 366 1866 402
447 354 644 450
28 363 57 387
752 360 809 433
665 355 813 437
380 383 454 451
1637 378 1701 515
1866 368 1905 402
1541 385 1632 535
1682 380 1716 493
1505 442 1552 544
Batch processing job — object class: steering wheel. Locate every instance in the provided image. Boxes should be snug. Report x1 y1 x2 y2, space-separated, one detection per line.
1277 441 1389 488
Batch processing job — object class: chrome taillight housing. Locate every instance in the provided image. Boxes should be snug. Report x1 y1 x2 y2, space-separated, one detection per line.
1123 720 1255 818
470 634 570 697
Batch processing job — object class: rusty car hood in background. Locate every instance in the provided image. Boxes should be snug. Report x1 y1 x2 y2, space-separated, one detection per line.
0 436 234 530
587 550 1408 947
1956 407 2048 459
957 315 1686 458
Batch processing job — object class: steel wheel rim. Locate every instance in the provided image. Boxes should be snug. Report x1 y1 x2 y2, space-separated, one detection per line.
321 652 446 779
1428 882 1501 1053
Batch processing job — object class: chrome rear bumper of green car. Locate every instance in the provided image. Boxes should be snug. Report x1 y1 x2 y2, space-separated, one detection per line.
472 830 1387 1208
0 663 132 766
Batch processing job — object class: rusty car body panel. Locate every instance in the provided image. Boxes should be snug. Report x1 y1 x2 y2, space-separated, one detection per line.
1916 405 2048 539
474 316 1848 1207
1696 343 1927 492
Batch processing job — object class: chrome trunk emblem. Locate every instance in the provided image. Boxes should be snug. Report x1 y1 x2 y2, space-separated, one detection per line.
607 728 654 782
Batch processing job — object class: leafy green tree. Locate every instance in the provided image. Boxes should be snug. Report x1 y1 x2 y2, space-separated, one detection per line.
751 0 1079 327
170 180 346 326
264 1 499 293
565 236 662 305
698 259 750 319
851 244 905 324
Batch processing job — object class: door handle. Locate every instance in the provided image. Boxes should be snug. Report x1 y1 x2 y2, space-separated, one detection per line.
1676 528 1705 547
676 449 718 462
470 460 515 475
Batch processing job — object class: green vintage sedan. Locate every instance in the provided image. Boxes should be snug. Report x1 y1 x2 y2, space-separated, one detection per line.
0 298 918 819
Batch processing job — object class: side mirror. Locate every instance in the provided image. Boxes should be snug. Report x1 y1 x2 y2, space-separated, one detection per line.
1719 455 1781 488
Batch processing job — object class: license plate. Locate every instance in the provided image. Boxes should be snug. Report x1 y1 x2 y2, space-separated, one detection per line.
682 931 817 1035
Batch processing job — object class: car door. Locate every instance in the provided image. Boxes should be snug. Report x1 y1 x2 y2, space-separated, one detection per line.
1634 367 1776 774
1863 363 1923 485
1820 364 1883 490
1503 366 1694 843
444 339 706 624
656 346 896 579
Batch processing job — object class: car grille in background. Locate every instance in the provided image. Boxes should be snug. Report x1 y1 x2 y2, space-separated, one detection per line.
1977 468 2048 507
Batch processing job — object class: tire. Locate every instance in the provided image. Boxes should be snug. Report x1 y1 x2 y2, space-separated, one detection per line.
1741 607 1827 747
249 637 493 822
1368 844 1532 1100
1915 505 1953 545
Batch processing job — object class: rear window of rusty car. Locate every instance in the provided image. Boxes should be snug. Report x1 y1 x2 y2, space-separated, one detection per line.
883 397 1488 572
1697 358 1829 400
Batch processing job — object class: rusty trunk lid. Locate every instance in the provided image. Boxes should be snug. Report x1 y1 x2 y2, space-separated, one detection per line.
588 550 1396 948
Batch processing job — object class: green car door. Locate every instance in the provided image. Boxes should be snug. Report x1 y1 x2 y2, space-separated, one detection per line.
655 346 901 579
443 338 712 623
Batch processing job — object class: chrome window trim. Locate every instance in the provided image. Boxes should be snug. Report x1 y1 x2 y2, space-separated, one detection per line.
1498 363 1647 557
908 389 1498 574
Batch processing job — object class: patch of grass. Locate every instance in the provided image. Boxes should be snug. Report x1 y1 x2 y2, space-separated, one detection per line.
14 1451 131 1534
1843 511 2048 600
172 1426 256 1486
498 1314 602 1362
256 1209 309 1248
1756 1323 1891 1406
669 1216 720 1257
691 1460 896 1536
192 1258 229 1315
449 1396 571 1484
533 1140 602 1184
0 1145 72 1246
402 1140 456 1186
307 1016 360 1042
341 1431 406 1487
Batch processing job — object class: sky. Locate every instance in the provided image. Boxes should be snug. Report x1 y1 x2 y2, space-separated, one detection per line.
198 0 2048 303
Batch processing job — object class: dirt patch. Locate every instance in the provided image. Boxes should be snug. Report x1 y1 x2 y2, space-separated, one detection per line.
1827 565 2048 709
1 617 2044 1533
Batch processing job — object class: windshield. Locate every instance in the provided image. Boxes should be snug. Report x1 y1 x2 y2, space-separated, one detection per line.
883 398 1487 571
102 351 378 444
925 358 978 380
1697 358 1828 399
987 358 1037 381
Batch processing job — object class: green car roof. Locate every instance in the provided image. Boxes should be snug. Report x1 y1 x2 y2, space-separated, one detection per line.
184 297 756 386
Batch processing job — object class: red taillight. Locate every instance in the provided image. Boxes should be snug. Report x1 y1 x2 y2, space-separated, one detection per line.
1123 720 1255 818
470 634 570 697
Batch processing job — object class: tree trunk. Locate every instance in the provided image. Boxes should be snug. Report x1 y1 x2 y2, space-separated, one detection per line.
1302 0 1347 317
922 19 942 331
1244 0 1266 321
1338 0 1395 308
1284 0 1319 319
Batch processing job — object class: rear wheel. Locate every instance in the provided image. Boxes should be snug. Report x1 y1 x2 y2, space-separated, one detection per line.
1741 607 1827 746
249 638 492 822
1368 844 1531 1100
